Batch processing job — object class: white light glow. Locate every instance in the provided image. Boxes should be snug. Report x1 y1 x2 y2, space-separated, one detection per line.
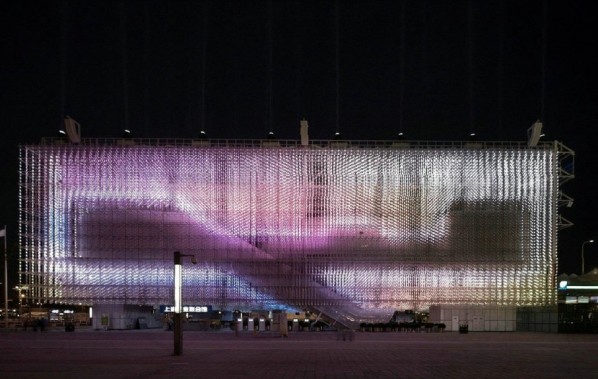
565 286 598 290
174 264 182 313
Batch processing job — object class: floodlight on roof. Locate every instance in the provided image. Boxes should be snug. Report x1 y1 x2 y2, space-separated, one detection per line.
527 120 543 147
64 116 81 144
300 119 309 146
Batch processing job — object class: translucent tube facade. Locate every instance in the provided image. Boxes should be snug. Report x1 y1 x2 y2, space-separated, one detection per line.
19 139 562 323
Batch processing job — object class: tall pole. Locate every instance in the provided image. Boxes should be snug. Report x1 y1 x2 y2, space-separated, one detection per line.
581 239 594 275
173 251 196 356
174 251 182 355
3 225 7 329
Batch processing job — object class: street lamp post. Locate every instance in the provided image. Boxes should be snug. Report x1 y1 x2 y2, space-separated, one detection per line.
14 285 29 318
2 225 7 329
581 239 594 275
173 251 196 356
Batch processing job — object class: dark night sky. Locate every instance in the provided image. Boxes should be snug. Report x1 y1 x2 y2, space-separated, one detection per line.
1 0 597 284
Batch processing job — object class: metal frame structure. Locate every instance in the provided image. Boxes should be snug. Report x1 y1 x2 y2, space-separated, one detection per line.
18 138 572 325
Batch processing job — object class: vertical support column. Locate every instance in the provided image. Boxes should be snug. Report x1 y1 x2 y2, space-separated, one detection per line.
173 251 195 356
173 312 183 355
173 251 182 356
3 225 7 329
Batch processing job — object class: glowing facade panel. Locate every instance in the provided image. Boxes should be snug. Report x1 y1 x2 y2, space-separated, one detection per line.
19 140 560 323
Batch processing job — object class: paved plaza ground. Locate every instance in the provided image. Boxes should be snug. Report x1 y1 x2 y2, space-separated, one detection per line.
1 327 597 378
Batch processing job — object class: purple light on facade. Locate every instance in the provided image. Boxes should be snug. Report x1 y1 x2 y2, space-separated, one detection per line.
19 140 567 324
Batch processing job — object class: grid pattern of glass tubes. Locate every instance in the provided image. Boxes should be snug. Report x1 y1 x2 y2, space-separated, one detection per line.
19 141 559 324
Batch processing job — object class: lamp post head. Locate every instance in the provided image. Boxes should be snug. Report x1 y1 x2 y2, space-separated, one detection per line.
174 251 197 265
582 240 596 275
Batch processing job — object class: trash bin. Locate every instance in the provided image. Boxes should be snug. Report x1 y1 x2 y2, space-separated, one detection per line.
65 322 75 332
459 324 468 334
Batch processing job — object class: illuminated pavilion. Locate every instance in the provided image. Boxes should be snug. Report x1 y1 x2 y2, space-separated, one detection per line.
18 137 574 328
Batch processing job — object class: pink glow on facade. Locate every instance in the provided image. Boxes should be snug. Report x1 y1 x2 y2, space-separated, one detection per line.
19 140 563 324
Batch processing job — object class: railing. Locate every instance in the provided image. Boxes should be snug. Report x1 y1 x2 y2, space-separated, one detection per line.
38 137 554 150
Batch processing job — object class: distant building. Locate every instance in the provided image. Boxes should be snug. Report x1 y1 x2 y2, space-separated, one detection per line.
558 269 598 333
18 138 573 328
